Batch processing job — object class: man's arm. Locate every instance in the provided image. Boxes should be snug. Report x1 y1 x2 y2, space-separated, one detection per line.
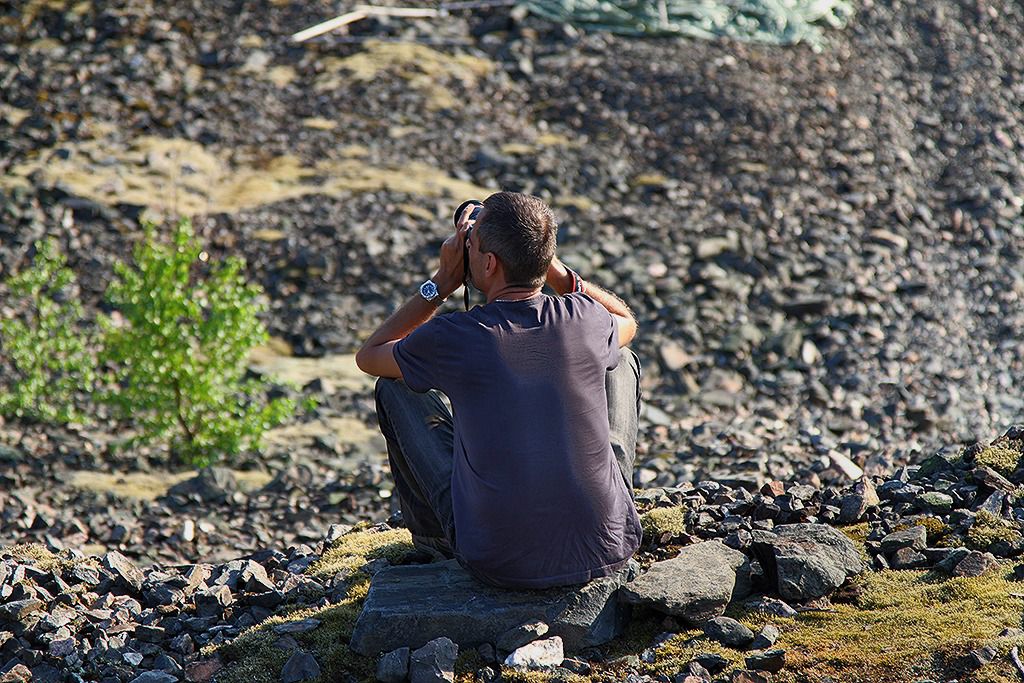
546 257 638 347
354 295 441 378
355 218 470 378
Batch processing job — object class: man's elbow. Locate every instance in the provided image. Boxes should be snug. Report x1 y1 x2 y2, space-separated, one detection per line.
354 346 374 376
619 317 638 348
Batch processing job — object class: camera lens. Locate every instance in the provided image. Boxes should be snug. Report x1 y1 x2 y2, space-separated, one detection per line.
453 199 483 228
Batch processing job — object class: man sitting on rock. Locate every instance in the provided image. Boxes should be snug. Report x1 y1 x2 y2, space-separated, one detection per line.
355 191 643 589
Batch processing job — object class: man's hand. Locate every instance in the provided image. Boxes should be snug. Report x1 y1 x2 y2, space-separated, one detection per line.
433 206 473 299
545 256 575 295
545 256 637 347
356 210 473 378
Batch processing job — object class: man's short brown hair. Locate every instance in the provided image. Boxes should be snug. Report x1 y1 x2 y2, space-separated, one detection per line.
477 192 557 289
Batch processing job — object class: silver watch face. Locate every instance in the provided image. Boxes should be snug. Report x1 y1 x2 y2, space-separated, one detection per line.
420 280 439 301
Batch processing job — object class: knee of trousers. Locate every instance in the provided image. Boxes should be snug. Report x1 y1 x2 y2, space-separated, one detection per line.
618 347 642 382
374 376 405 413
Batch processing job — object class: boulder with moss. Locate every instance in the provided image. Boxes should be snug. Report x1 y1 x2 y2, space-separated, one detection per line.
348 557 640 657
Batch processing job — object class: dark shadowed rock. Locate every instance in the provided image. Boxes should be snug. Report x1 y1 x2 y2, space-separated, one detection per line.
281 650 320 683
702 616 754 648
618 540 751 624
165 467 238 504
349 558 638 656
746 648 786 672
409 637 457 683
377 647 410 683
128 673 178 683
890 547 928 569
751 524 862 601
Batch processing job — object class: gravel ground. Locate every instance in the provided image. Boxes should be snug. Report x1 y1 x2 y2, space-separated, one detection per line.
2 0 1024 566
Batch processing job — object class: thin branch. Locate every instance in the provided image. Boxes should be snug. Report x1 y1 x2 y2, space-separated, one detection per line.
173 381 195 446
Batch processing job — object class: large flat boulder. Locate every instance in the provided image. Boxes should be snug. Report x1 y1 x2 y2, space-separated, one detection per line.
750 523 863 602
349 559 639 656
616 540 752 624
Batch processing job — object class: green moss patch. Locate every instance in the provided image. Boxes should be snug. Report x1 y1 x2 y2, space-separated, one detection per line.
307 526 414 580
638 564 1024 683
976 446 1022 476
966 511 1023 551
639 506 687 539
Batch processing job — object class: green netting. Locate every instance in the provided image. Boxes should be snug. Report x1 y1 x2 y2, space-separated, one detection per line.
521 0 855 48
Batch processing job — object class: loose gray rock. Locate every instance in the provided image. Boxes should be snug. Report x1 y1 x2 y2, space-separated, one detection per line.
750 623 780 650
128 673 178 683
879 527 927 554
496 619 548 652
103 551 144 592
409 637 458 683
968 645 998 668
350 559 636 655
0 599 44 623
751 524 863 601
928 547 971 573
952 551 999 578
890 547 928 569
916 491 954 512
744 596 797 618
376 647 410 683
702 616 754 649
273 618 321 635
503 635 564 669
618 540 751 623
281 650 320 683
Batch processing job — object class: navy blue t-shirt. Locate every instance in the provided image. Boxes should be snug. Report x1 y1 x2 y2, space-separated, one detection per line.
393 292 642 589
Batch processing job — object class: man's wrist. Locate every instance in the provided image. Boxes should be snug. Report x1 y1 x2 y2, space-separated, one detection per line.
430 272 461 300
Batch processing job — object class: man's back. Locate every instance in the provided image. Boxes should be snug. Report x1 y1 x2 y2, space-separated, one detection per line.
394 292 643 588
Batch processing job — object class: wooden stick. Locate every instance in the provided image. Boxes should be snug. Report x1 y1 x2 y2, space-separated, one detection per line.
355 5 440 17
292 5 440 42
291 10 369 42
291 0 515 43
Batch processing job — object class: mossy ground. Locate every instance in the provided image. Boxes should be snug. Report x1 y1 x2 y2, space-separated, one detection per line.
208 525 1024 683
967 511 1024 551
639 506 687 539
975 445 1023 476
0 542 96 573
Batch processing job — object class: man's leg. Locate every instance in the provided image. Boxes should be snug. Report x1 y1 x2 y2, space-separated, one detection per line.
606 347 642 498
374 378 457 555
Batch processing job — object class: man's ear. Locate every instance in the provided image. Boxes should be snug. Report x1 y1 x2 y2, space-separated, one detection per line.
485 252 500 278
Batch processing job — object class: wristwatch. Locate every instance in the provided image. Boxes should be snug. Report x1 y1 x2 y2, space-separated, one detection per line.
419 279 447 305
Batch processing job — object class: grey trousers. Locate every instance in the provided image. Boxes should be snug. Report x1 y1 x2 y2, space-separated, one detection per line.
373 347 642 552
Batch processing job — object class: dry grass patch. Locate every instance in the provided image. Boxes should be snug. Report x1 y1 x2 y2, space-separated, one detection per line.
67 469 272 501
316 40 494 110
